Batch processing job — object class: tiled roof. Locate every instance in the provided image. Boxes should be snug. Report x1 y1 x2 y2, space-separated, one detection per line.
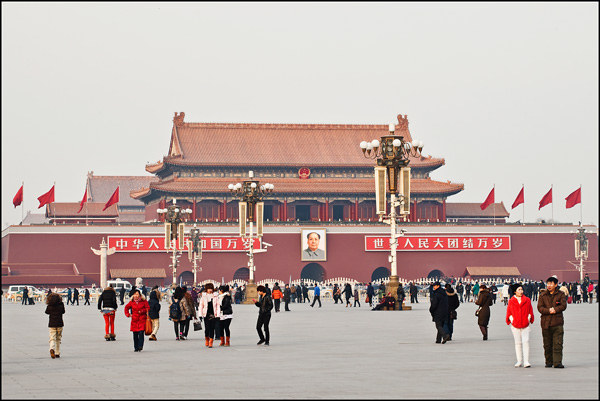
465 267 522 276
446 202 510 218
110 268 167 278
131 176 464 200
87 173 158 206
46 202 118 217
155 115 445 169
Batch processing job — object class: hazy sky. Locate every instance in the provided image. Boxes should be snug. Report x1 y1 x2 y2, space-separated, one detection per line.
2 2 598 229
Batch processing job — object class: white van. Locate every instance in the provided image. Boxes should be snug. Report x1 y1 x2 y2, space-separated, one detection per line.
7 285 42 301
106 279 132 292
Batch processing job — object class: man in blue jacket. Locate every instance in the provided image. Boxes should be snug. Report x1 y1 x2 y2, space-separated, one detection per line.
310 284 322 308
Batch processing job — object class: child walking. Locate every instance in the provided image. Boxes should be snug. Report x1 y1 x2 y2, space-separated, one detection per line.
45 293 65 359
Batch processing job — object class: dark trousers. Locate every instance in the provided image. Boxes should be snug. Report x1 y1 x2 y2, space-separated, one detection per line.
204 317 217 339
410 294 418 303
173 321 181 338
458 293 463 302
181 318 191 337
284 299 290 311
84 298 90 305
133 330 144 351
354 299 361 307
311 295 321 307
304 294 309 303
542 325 564 366
219 319 232 337
22 295 28 305
443 319 454 338
256 314 271 343
434 321 447 343
274 298 281 312
345 296 352 306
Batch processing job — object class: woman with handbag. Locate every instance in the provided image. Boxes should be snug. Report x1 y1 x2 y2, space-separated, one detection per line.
179 286 197 340
218 285 233 346
475 284 493 340
199 283 221 348
124 288 150 352
506 283 534 367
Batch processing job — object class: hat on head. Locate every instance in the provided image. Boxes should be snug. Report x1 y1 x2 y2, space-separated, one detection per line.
433 281 441 287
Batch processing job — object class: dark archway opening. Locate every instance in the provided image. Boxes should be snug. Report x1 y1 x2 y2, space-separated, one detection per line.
178 271 194 286
233 267 249 281
371 266 390 282
427 269 444 279
301 263 326 282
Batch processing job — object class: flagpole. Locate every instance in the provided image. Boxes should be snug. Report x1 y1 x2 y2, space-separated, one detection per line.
551 184 554 225
521 184 524 225
21 181 24 225
117 183 120 226
579 185 582 226
493 184 496 226
53 181 56 226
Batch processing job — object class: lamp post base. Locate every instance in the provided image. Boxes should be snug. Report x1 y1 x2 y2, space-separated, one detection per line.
243 280 258 304
387 275 400 310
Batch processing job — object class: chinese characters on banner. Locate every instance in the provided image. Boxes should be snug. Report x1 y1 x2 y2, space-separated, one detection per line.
365 235 511 251
108 236 261 252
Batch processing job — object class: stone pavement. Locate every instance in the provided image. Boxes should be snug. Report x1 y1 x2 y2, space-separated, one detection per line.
1 296 598 399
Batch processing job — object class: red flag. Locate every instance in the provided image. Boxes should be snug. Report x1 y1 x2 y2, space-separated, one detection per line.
37 185 55 209
511 186 524 209
480 187 494 210
103 186 119 211
77 188 88 213
538 187 552 210
565 187 581 209
13 185 23 208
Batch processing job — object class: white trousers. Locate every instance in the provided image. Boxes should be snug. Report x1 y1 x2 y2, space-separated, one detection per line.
511 325 531 366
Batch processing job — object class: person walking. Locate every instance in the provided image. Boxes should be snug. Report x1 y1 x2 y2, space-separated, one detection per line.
124 288 150 352
283 284 291 312
473 282 480 303
465 282 472 302
367 282 375 306
310 284 322 308
455 281 464 303
290 283 296 303
537 276 567 368
73 288 80 306
409 282 418 304
180 286 197 340
296 284 303 303
66 287 72 306
343 283 353 307
272 283 283 313
148 288 161 341
475 284 493 340
353 287 361 307
429 282 450 344
235 287 243 304
84 288 91 305
98 285 118 341
199 283 220 348
443 284 460 341
191 287 199 311
45 292 65 359
119 286 126 305
218 285 233 346
506 283 534 368
502 283 510 306
253 285 273 346
302 283 310 303
169 286 185 341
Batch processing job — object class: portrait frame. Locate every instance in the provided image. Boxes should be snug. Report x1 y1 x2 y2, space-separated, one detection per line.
301 228 327 261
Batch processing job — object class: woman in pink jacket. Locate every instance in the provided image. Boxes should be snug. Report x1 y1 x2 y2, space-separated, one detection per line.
506 283 534 368
199 283 221 348
124 288 150 352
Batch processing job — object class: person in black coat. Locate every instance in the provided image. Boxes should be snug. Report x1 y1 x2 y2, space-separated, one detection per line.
429 282 450 344
73 288 80 306
366 282 375 307
443 284 460 340
344 283 353 307
409 282 419 304
253 285 273 346
283 284 291 312
84 288 91 305
397 284 406 310
148 289 161 341
98 286 119 341
45 293 65 359
119 287 126 305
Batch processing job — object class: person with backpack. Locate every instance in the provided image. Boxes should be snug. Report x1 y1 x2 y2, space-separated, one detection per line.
199 283 221 348
169 286 184 341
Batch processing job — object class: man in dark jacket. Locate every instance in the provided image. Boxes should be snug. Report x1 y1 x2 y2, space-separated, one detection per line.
254 285 273 346
429 282 450 344
73 288 80 306
409 282 419 304
396 285 406 310
537 276 567 368
119 287 126 305
443 284 460 340
302 284 309 303
283 284 291 312
456 282 464 303
366 282 375 307
84 288 91 305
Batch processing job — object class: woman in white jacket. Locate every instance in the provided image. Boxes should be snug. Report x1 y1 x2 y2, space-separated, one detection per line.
502 283 510 306
199 283 221 348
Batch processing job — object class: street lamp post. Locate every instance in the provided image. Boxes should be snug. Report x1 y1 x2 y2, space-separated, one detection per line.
573 226 588 282
228 171 274 303
188 225 207 287
157 199 192 286
360 123 424 308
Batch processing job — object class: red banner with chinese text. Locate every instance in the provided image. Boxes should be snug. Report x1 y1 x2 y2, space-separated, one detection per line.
365 235 511 251
108 236 261 252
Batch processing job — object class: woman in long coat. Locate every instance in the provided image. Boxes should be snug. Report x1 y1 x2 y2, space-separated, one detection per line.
124 288 149 352
475 284 493 340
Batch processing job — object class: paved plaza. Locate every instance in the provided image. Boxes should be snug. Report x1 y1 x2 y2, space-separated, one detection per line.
2 295 598 399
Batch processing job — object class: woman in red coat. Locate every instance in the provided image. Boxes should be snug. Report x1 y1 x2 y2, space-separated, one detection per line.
124 288 150 352
506 283 534 368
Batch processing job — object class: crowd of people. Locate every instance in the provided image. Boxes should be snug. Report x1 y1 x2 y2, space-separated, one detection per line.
39 274 597 368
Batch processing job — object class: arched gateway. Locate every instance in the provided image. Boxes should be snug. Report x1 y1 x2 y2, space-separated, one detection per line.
371 266 390 282
301 263 325 282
